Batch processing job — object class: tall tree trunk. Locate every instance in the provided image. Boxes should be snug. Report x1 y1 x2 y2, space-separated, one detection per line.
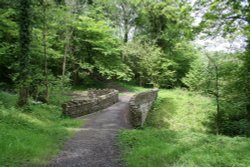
124 29 129 43
18 0 31 107
72 64 80 85
124 18 129 43
71 43 80 85
244 15 250 121
121 2 129 43
214 65 221 135
207 54 221 134
62 27 73 83
42 0 49 103
62 37 68 78
62 0 76 83
245 38 250 121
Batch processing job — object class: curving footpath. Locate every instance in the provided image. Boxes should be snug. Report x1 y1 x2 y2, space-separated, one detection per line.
47 93 133 167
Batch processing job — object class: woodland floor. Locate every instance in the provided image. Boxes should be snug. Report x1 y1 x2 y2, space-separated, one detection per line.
47 93 133 167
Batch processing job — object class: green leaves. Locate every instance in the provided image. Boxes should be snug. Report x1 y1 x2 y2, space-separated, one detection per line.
197 0 249 37
71 15 132 81
122 39 178 88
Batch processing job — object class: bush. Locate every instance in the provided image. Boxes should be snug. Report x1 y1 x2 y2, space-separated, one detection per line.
220 119 250 137
0 91 17 108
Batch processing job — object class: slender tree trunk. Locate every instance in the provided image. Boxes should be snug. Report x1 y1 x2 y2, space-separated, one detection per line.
62 0 79 82
71 43 80 85
215 65 221 135
72 64 80 85
62 0 77 82
62 28 73 82
246 17 250 136
42 0 49 103
18 0 31 107
62 39 68 78
124 18 129 43
245 38 250 121
207 54 221 134
139 74 143 87
121 2 129 43
244 15 250 121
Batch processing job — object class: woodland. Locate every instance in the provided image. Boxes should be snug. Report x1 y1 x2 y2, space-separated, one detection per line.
0 0 250 166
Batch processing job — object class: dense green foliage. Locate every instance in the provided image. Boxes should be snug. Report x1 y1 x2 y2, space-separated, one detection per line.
119 0 198 87
190 0 250 136
184 52 250 136
0 0 197 98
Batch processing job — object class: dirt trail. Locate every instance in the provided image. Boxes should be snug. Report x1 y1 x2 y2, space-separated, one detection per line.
47 93 133 167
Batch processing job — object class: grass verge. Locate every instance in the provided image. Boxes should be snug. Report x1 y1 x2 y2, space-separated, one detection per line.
119 129 250 167
0 91 82 167
146 89 216 133
119 88 250 167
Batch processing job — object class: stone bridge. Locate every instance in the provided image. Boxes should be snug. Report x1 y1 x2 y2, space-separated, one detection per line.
62 88 159 127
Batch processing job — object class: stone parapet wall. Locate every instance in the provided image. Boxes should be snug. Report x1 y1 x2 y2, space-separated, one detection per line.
63 89 119 118
129 89 158 127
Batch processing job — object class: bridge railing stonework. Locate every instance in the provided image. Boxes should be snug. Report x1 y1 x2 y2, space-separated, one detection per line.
62 89 119 118
129 89 159 127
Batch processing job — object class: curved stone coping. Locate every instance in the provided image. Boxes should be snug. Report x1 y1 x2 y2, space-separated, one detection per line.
129 89 159 127
62 89 119 118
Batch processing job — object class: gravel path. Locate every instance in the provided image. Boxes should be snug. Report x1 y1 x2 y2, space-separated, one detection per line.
47 94 133 167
